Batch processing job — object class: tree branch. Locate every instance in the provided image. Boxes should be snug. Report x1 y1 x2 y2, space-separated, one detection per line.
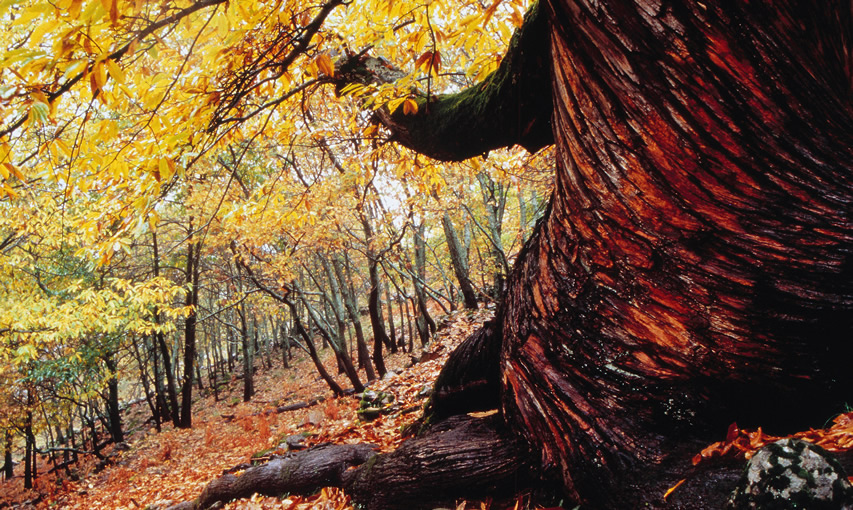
332 2 553 161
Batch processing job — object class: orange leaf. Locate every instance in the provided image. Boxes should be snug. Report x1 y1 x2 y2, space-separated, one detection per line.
663 478 686 499
725 422 739 443
316 54 335 77
431 50 442 73
402 98 418 115
415 51 433 72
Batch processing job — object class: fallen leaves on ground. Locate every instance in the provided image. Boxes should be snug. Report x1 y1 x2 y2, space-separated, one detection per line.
693 412 853 469
7 304 853 509
11 307 493 510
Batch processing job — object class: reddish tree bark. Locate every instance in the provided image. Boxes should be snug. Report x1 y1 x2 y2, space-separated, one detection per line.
496 0 853 505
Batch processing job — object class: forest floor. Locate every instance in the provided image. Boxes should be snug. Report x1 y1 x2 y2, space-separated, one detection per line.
1 306 510 510
2 305 853 509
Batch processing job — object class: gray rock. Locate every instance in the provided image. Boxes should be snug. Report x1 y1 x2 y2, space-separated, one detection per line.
727 438 853 509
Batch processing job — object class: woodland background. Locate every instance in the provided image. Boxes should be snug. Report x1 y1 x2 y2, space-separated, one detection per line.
1 0 852 508
0 0 552 503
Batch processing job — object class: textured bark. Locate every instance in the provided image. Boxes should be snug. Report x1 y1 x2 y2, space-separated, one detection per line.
424 318 503 422
167 443 378 510
177 1 852 507
492 0 853 506
344 415 532 510
169 415 531 510
357 0 853 506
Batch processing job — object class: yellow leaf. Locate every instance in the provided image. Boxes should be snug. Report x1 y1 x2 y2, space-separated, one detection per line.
388 97 406 114
105 59 125 84
28 101 50 125
0 163 9 180
3 183 18 199
148 212 159 232
216 12 229 38
90 61 108 96
158 157 174 182
316 54 334 77
30 19 60 48
53 138 72 157
414 51 433 72
305 61 318 78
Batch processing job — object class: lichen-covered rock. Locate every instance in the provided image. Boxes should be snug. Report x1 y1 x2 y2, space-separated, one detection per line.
357 389 396 421
727 438 853 509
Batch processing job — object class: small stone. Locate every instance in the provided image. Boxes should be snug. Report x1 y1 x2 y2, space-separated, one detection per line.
727 438 853 510
417 384 432 399
284 434 307 450
357 407 383 421
300 409 324 427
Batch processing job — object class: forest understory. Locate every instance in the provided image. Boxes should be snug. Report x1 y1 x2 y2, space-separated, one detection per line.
2 304 852 510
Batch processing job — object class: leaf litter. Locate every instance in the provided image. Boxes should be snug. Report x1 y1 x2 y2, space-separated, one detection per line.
5 304 853 509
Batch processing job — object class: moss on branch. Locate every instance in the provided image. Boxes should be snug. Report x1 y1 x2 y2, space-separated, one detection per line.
335 2 553 161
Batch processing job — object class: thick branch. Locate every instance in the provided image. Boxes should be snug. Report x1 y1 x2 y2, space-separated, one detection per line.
335 2 553 161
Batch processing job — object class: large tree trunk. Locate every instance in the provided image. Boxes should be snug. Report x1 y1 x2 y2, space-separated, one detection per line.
176 1 853 508
495 0 853 505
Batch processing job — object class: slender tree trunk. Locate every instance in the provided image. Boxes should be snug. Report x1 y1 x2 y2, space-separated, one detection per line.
153 232 180 427
296 284 364 392
441 212 479 310
359 204 390 377
398 293 409 352
238 304 255 402
24 392 34 490
335 255 375 380
24 427 32 489
132 336 161 432
280 320 291 369
2 429 13 480
413 221 436 345
476 171 509 300
180 231 201 429
366 256 388 377
103 354 124 443
287 301 345 397
384 280 398 354
518 185 529 245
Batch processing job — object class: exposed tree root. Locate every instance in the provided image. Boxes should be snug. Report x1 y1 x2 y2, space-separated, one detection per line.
167 415 532 510
166 443 377 510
